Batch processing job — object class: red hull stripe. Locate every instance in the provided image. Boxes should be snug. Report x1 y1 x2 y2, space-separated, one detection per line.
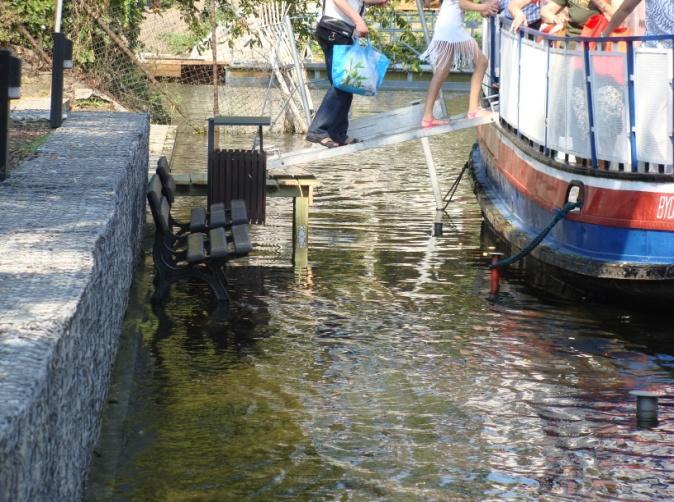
478 126 674 232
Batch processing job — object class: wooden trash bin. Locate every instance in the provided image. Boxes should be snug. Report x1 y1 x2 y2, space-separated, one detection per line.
207 116 270 224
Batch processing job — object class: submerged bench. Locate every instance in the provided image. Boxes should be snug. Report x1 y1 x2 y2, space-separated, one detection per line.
155 157 247 233
147 173 252 303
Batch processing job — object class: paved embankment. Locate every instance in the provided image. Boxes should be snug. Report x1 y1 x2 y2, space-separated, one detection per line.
0 112 149 501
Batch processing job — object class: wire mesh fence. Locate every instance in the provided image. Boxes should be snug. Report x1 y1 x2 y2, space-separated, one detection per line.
3 1 477 135
72 0 315 134
4 1 318 135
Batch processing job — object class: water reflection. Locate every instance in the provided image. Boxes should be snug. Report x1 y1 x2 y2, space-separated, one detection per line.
86 91 674 500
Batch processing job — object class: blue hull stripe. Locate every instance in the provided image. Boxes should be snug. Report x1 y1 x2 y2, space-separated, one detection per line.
475 149 674 264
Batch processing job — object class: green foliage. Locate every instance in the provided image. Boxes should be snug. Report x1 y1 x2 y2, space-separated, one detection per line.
168 0 314 50
0 0 54 47
159 31 208 55
366 5 426 72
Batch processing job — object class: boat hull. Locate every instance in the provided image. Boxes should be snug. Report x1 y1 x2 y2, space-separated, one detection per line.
471 123 674 302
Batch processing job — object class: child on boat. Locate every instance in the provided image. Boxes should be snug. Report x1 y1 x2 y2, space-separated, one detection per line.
420 0 499 128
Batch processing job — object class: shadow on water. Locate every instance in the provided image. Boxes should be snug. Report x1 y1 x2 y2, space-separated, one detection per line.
86 90 674 501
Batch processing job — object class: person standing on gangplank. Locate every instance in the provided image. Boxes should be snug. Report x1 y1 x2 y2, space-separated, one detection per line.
419 0 498 128
306 0 389 149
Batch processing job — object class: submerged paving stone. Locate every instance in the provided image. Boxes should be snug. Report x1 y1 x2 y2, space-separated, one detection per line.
0 112 149 501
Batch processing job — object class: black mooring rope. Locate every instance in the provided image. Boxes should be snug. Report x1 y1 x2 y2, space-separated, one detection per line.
489 200 581 269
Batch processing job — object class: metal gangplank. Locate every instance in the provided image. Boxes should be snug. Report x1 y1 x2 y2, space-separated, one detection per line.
267 102 495 169
267 101 497 235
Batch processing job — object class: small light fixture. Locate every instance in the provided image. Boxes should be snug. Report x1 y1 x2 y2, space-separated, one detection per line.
8 54 21 100
63 38 73 69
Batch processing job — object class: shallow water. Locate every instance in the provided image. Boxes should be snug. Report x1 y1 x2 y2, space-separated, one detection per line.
87 91 674 500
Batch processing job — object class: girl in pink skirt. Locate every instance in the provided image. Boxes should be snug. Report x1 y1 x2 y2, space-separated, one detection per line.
420 0 498 127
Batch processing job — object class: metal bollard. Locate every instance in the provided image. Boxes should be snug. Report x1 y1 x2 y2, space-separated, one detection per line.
630 390 661 428
490 252 504 294
0 49 22 181
50 32 73 128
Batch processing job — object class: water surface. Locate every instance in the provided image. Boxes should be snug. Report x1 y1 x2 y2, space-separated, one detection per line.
87 90 674 501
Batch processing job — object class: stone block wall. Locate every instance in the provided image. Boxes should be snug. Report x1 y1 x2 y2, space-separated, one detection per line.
0 112 149 501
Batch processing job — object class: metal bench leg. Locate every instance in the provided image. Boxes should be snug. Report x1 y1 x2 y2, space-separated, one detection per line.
198 269 229 303
209 263 229 290
152 272 172 302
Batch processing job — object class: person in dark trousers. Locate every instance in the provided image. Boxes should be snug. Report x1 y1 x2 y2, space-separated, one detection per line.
306 0 389 148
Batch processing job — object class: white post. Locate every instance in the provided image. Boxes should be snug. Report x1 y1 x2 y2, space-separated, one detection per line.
420 137 445 235
284 15 313 126
417 0 445 235
415 0 431 45
55 0 64 33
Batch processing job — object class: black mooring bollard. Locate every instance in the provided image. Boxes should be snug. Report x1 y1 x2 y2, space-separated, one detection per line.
50 32 72 129
630 390 661 428
0 49 22 182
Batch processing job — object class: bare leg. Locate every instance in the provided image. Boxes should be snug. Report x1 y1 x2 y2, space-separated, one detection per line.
422 63 451 122
468 52 488 113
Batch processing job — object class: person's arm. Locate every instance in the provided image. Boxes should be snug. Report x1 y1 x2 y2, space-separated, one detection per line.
591 0 616 21
459 0 499 16
508 0 534 31
333 0 371 36
602 0 640 35
540 0 567 25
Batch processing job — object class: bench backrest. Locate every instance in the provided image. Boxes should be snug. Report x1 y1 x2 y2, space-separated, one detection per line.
148 174 163 209
147 176 171 236
156 158 177 204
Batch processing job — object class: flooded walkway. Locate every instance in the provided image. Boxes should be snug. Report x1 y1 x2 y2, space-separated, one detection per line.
87 91 674 500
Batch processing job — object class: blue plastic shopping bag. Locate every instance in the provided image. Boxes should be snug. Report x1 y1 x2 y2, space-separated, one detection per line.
332 42 390 96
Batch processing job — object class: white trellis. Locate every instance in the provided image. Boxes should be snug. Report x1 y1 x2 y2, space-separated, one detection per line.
250 1 313 134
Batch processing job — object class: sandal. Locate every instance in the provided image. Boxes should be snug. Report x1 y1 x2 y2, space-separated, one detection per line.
319 137 342 148
341 137 361 145
306 135 342 149
421 117 449 128
466 108 493 119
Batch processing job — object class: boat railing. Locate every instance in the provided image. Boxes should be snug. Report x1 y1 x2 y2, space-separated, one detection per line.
483 18 673 175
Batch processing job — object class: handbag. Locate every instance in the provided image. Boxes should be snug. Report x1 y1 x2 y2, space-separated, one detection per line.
315 16 355 43
314 1 364 44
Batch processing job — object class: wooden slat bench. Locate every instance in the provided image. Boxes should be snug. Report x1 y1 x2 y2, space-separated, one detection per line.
147 174 252 303
154 157 247 234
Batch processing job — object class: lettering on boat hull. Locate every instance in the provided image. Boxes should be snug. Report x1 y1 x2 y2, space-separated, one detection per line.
656 196 674 220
